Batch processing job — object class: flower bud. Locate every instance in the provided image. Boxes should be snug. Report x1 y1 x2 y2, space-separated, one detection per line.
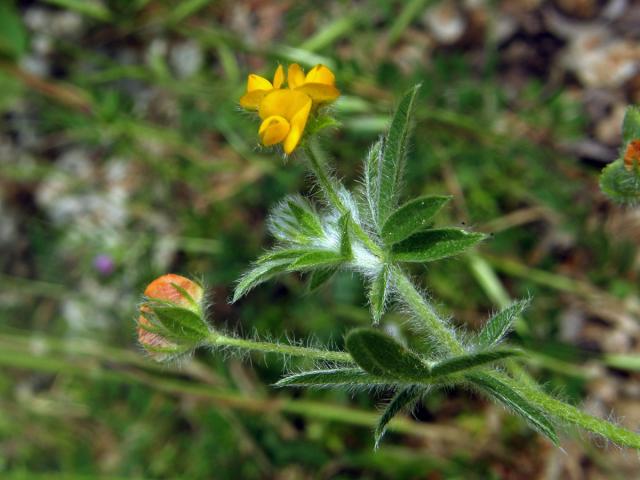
137 274 209 361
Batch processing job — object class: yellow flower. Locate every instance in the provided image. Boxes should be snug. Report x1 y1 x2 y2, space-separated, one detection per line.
287 63 340 105
240 63 340 154
239 65 285 110
258 89 312 154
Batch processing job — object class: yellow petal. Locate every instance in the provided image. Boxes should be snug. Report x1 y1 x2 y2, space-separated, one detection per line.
273 65 284 89
247 74 273 92
304 64 335 86
287 64 305 89
295 83 340 104
239 90 267 110
259 115 290 146
284 95 312 154
259 89 312 121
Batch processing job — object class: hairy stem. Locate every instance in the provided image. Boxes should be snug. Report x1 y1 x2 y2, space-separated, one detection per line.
305 141 640 450
390 266 464 355
304 142 384 257
497 372 640 449
211 333 354 363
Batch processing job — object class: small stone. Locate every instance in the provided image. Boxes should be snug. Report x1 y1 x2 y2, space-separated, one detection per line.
169 41 204 79
423 0 467 45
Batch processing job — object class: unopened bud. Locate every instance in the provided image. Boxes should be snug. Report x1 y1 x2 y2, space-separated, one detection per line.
624 140 640 172
137 274 210 361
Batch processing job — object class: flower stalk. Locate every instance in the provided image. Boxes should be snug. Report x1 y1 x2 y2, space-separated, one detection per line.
209 332 353 363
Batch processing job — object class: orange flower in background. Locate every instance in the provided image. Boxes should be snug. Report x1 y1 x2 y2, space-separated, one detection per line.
240 63 340 154
624 139 640 171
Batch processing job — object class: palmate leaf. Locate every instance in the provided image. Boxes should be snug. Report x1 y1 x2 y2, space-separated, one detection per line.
391 228 485 263
469 373 559 445
368 265 390 324
346 328 518 382
275 368 388 387
346 328 431 380
381 195 451 245
376 84 421 226
476 299 530 349
375 386 423 448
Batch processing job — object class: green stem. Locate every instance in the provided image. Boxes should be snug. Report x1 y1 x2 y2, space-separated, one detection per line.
304 142 347 215
304 142 384 257
498 373 640 449
211 333 353 364
390 266 464 355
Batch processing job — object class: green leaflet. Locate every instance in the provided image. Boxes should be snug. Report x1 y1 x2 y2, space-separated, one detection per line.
430 349 521 377
288 250 346 270
381 195 451 245
268 195 324 245
339 214 352 259
368 265 390 324
232 259 291 302
306 114 341 136
622 105 640 144
476 299 530 349
307 267 338 292
376 84 421 226
600 160 640 204
364 138 384 225
257 248 315 264
275 368 387 387
391 228 486 263
287 197 325 239
345 328 431 380
469 373 559 445
375 386 423 448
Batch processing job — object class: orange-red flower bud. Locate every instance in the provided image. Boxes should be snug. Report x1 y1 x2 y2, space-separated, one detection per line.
137 274 207 361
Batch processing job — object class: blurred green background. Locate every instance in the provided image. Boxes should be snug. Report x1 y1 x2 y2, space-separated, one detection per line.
1 0 640 478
